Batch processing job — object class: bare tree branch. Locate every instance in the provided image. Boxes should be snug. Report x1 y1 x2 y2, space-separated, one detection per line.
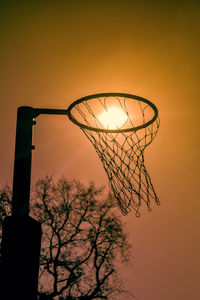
0 176 133 299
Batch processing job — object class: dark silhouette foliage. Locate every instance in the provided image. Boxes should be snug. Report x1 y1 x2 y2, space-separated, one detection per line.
0 184 12 264
0 176 132 299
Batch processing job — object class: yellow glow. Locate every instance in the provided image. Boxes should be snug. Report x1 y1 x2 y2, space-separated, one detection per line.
98 106 128 129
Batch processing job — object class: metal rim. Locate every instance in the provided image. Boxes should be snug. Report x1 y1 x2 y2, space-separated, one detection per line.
67 93 158 133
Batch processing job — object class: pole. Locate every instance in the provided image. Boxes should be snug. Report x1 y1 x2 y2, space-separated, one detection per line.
12 106 35 216
1 106 68 299
1 107 42 299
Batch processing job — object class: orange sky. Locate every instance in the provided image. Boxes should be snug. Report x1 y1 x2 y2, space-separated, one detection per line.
0 1 200 299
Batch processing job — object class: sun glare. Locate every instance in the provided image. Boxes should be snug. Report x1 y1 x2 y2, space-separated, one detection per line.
98 106 128 130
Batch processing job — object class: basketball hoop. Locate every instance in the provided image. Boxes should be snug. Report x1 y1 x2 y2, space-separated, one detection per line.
67 93 160 216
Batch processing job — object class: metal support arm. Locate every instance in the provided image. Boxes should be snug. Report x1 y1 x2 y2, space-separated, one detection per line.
12 106 68 216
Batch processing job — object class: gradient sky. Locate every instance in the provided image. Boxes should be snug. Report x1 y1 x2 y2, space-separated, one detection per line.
0 1 200 299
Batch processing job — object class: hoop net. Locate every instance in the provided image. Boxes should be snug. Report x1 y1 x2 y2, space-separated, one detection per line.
67 94 160 216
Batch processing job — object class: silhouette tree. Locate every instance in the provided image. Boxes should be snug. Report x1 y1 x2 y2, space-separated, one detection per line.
0 184 12 263
0 176 132 299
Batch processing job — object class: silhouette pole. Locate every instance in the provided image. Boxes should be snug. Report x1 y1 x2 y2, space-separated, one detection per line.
1 106 68 299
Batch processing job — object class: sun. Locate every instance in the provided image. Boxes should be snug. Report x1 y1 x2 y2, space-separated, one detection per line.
98 106 128 130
